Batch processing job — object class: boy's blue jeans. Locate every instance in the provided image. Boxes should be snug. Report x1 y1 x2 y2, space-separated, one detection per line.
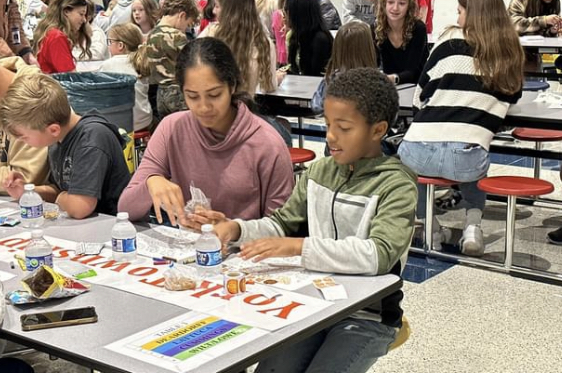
255 318 397 373
398 140 490 218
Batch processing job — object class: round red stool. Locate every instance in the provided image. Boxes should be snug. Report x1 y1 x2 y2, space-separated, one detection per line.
418 177 458 252
289 148 316 164
512 128 562 179
134 130 151 169
478 176 554 269
289 148 316 181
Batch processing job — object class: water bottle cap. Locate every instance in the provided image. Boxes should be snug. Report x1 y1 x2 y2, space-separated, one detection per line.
116 212 129 220
201 224 213 233
31 229 44 238
24 184 35 191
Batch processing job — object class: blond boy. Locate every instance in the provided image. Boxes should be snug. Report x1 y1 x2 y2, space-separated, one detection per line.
0 73 130 219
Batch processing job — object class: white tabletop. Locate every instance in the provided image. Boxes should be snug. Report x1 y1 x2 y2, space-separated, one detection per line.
397 88 562 129
428 33 562 50
0 203 402 373
262 75 323 101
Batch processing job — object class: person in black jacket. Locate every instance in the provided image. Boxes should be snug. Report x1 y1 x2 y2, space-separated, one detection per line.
319 0 342 30
374 0 428 85
285 0 334 76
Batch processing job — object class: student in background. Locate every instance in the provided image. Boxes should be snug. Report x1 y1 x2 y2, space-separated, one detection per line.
198 0 215 33
285 0 333 76
73 0 110 61
130 0 159 39
256 0 277 38
199 0 276 95
34 0 91 73
342 0 376 25
214 68 416 373
0 74 131 218
271 0 287 66
0 65 48 196
508 0 561 36
0 0 38 65
319 0 342 30
374 0 429 85
312 21 377 114
398 0 524 256
146 0 198 118
100 23 153 132
95 0 134 32
118 37 293 227
416 0 433 34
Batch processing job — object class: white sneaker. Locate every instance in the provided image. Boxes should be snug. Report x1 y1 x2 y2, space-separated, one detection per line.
432 226 452 250
460 225 484 257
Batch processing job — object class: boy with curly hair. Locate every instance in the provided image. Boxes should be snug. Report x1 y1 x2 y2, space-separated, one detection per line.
215 67 417 373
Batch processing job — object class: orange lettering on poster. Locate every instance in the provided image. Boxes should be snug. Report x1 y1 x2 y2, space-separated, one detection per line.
258 301 304 319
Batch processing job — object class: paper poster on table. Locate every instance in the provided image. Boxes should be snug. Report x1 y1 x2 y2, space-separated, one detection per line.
0 233 333 330
105 312 268 373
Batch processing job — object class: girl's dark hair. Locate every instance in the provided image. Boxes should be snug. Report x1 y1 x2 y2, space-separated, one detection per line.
285 0 333 75
203 0 215 20
525 0 560 17
176 37 256 110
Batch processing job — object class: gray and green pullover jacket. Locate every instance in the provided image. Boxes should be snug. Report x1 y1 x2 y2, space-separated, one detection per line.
236 155 418 327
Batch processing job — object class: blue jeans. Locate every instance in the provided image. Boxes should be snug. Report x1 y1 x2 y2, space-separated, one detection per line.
398 140 490 218
255 318 397 373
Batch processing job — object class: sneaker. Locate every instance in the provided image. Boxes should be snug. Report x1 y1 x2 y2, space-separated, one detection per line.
547 227 562 245
432 226 452 251
436 190 463 210
460 225 484 257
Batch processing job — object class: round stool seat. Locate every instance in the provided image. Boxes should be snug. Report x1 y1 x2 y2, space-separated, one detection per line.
289 148 316 164
523 80 550 92
512 128 562 142
134 130 151 140
478 176 554 197
417 176 458 187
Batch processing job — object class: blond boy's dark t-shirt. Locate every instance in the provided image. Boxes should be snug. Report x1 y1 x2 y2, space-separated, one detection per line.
48 111 131 215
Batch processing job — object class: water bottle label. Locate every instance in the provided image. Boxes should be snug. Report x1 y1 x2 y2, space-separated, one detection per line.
11 26 21 45
21 205 43 219
196 249 222 267
112 238 137 253
25 254 53 271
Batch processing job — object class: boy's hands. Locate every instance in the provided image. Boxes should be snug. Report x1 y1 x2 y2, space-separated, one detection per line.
3 171 25 200
181 206 226 231
214 220 241 251
240 238 304 263
146 175 185 226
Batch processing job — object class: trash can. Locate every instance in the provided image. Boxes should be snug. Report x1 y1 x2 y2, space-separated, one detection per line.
52 72 136 173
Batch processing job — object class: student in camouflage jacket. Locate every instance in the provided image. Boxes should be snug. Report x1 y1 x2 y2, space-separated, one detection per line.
146 0 198 119
508 0 561 36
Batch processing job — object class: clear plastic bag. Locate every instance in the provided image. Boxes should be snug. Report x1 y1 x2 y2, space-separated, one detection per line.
184 182 211 215
163 264 198 291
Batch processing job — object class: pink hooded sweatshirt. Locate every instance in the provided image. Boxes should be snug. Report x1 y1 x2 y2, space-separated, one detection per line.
118 102 294 221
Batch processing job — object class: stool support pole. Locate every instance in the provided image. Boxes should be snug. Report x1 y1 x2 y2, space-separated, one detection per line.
424 184 435 253
505 195 517 269
533 142 542 180
298 117 304 148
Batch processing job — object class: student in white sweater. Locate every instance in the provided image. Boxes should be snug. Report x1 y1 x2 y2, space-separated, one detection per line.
99 23 153 131
397 0 524 257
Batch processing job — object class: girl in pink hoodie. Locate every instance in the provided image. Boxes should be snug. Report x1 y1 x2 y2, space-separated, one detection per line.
118 37 294 228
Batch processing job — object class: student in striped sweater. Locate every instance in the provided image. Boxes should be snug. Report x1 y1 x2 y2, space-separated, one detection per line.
397 0 525 256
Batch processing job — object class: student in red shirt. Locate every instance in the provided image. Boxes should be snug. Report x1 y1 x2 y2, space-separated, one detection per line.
33 0 91 73
417 0 433 34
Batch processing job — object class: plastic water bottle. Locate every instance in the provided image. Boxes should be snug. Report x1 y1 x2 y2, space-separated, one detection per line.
195 224 222 277
111 212 137 262
25 229 53 271
19 184 44 228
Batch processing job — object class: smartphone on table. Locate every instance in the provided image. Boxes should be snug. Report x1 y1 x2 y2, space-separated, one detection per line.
20 306 98 331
